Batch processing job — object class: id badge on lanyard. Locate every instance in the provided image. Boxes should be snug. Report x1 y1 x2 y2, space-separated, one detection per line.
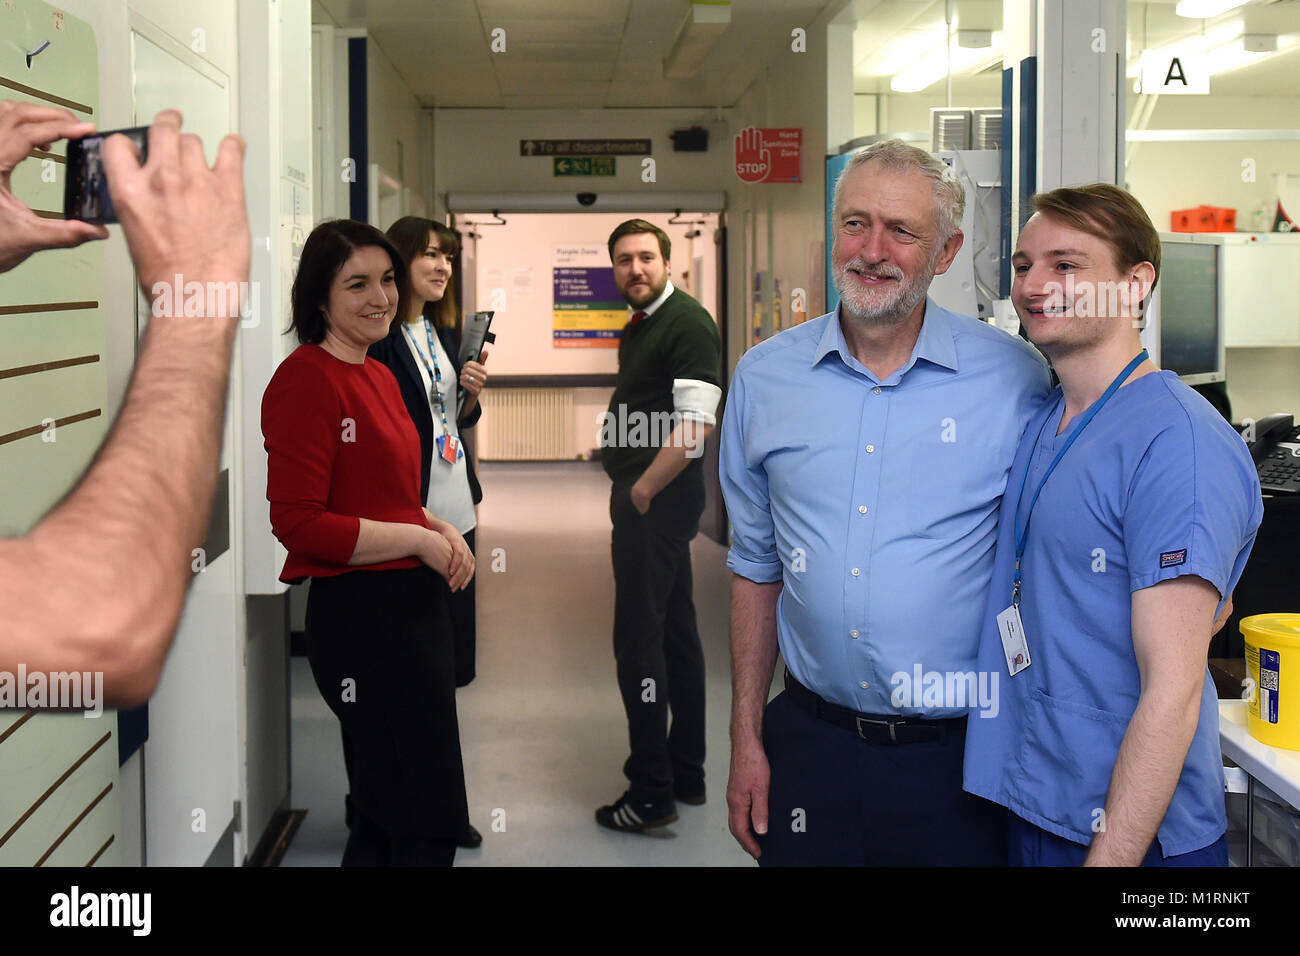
997 604 1032 676
405 320 464 465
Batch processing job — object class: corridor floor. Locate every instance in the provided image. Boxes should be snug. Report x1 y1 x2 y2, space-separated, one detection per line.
281 461 752 866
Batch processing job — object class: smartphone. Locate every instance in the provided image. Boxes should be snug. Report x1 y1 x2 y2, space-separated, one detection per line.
62 126 149 225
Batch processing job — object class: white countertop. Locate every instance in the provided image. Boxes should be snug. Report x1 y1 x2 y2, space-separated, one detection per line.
1219 700 1300 810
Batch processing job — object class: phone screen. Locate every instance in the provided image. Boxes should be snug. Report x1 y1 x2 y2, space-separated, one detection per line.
62 126 149 225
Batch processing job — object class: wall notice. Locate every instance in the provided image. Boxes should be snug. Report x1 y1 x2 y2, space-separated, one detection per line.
553 246 626 348
735 127 802 183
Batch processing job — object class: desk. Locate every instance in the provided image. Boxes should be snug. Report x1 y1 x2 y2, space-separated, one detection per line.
1219 700 1300 865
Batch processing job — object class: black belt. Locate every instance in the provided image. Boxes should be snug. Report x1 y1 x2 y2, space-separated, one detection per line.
783 669 967 745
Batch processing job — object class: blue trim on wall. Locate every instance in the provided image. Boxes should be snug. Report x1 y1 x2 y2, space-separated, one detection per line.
824 151 852 315
118 704 148 767
348 37 368 222
1018 55 1037 230
1000 66 1014 299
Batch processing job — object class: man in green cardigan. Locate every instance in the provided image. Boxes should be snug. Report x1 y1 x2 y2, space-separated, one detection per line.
595 219 722 832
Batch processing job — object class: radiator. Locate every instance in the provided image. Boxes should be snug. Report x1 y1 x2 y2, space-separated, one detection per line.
479 388 574 460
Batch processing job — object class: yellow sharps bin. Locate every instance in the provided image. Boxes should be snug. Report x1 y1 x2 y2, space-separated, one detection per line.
1242 614 1300 751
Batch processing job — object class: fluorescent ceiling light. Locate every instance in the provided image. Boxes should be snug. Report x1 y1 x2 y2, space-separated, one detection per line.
1175 0 1252 18
891 33 1002 93
663 1 731 79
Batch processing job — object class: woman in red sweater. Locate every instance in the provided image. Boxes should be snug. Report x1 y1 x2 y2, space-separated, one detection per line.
261 219 474 866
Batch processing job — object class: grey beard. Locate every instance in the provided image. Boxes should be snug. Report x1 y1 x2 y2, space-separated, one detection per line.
834 246 944 326
835 267 931 327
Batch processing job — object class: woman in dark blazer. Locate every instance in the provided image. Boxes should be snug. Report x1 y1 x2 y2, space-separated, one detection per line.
369 216 489 849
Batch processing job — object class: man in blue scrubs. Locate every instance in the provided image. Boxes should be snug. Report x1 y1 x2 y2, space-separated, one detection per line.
719 140 1052 865
963 184 1263 866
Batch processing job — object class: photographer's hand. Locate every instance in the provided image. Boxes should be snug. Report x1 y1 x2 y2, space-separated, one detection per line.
101 108 249 305
0 100 109 273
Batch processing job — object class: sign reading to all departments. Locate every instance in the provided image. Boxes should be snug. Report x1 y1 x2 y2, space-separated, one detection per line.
554 156 616 177
522 139 651 156
1138 51 1209 94
553 246 626 348
734 127 802 183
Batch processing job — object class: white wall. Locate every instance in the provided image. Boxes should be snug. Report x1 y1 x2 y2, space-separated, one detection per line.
366 36 423 221
1226 350 1300 422
727 11 844 375
1126 95 1300 231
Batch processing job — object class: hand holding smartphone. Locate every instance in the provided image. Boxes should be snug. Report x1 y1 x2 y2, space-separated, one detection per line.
63 126 149 225
0 100 108 274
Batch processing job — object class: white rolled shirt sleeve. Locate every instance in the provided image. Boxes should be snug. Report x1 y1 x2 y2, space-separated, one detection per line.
672 378 722 426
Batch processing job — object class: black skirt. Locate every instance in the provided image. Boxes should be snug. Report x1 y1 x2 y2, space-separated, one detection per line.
305 565 468 841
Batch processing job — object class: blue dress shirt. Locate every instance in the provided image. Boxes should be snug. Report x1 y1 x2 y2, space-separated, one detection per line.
719 300 1052 714
963 370 1263 856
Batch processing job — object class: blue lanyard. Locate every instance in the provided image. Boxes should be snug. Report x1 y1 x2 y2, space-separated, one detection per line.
1011 350 1148 607
402 318 454 435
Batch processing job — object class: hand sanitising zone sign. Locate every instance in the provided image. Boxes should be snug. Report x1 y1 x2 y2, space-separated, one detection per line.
553 246 625 347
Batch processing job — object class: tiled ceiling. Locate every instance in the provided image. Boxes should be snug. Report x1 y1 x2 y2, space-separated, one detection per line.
312 0 1300 107
312 0 837 108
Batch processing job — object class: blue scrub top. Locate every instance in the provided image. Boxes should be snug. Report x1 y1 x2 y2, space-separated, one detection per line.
963 369 1263 856
719 301 1051 713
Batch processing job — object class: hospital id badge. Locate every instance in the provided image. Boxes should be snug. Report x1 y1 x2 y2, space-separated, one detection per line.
997 604 1031 676
437 433 462 464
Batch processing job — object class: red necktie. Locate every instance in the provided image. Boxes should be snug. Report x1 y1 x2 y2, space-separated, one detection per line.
627 310 647 328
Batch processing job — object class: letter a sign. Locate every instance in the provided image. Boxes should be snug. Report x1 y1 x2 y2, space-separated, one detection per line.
1139 51 1209 94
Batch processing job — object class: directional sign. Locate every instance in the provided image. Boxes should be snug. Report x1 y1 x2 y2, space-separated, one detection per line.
522 139 650 156
554 156 616 177
554 246 624 348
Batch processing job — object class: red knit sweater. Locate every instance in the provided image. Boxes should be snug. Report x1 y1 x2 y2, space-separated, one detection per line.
261 343 429 583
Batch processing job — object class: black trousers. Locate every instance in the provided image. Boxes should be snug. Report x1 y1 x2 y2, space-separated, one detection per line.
445 527 477 688
306 566 468 866
756 689 1008 866
609 475 707 804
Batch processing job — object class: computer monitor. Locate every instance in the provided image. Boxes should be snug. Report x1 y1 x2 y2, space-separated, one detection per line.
1146 236 1226 386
